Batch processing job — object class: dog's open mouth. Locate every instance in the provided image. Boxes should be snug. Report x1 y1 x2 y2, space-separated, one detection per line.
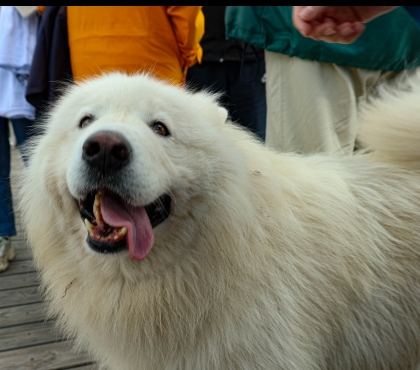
78 190 171 261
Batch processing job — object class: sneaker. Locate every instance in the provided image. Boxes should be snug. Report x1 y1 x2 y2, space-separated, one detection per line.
0 236 15 272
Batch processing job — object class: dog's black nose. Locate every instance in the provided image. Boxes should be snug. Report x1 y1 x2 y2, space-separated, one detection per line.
82 131 131 173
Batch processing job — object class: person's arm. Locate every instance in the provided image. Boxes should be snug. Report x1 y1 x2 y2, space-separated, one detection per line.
292 6 398 44
167 6 204 71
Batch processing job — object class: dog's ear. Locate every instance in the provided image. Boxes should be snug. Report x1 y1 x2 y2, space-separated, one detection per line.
217 107 228 125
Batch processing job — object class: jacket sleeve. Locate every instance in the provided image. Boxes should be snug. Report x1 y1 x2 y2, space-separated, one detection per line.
166 6 204 69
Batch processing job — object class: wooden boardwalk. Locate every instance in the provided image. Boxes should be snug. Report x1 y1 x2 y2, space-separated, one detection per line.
0 147 97 370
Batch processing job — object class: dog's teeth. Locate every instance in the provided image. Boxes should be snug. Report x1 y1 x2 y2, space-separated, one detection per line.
119 227 127 236
94 193 101 206
84 218 95 232
93 193 104 224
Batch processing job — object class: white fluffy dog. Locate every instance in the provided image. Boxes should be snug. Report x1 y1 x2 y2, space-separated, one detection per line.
20 72 420 369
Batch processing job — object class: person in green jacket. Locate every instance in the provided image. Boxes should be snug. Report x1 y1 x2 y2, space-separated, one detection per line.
225 6 420 155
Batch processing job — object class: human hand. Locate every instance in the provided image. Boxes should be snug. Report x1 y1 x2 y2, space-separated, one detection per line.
292 6 398 44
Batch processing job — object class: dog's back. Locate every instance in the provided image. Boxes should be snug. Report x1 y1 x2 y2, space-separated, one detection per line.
270 71 420 369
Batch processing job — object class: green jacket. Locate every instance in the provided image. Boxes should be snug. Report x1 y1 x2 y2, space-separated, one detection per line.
225 6 420 71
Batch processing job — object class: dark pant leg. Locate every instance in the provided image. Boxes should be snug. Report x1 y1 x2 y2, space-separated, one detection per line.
186 62 230 112
187 61 267 140
11 117 34 165
227 60 267 141
0 117 15 236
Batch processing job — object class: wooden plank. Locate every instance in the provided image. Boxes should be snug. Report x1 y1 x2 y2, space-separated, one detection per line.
0 341 92 370
9 246 29 255
66 364 99 370
0 271 39 291
9 248 33 262
9 239 28 249
0 259 36 276
0 286 41 308
10 234 25 241
0 321 63 352
11 242 31 251
0 302 46 328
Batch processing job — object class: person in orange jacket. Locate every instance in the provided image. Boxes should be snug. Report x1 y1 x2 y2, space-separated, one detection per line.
66 6 204 85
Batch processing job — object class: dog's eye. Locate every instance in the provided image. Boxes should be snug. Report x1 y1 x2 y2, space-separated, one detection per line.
152 122 170 136
79 115 94 128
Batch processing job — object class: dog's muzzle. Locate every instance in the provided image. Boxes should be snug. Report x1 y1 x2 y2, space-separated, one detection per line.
76 131 171 260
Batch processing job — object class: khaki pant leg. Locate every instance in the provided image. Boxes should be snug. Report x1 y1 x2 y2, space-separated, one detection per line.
264 51 383 155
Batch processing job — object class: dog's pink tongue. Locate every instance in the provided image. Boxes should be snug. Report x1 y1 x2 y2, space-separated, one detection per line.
100 194 154 261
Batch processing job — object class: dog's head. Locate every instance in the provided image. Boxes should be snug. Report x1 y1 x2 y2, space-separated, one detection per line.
23 73 253 264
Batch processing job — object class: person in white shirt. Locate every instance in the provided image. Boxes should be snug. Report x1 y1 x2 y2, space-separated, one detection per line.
0 6 38 271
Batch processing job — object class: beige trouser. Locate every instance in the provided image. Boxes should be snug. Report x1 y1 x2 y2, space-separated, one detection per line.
265 50 397 155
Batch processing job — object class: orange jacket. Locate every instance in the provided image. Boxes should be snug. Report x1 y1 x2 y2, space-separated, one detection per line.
66 6 204 84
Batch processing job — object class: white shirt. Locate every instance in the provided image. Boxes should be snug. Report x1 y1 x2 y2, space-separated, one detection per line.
0 67 35 120
0 6 38 119
0 6 38 74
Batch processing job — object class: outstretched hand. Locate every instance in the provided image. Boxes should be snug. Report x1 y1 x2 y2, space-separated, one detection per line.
292 6 398 44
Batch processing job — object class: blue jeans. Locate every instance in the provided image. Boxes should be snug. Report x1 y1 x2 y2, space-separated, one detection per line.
0 117 34 237
186 60 267 141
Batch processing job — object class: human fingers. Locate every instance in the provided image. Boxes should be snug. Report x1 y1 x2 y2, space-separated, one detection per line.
308 21 365 44
311 17 338 40
292 6 314 37
297 6 330 21
293 6 365 43
334 22 365 43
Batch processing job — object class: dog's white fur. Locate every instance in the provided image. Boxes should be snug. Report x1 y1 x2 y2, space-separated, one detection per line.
20 72 420 369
